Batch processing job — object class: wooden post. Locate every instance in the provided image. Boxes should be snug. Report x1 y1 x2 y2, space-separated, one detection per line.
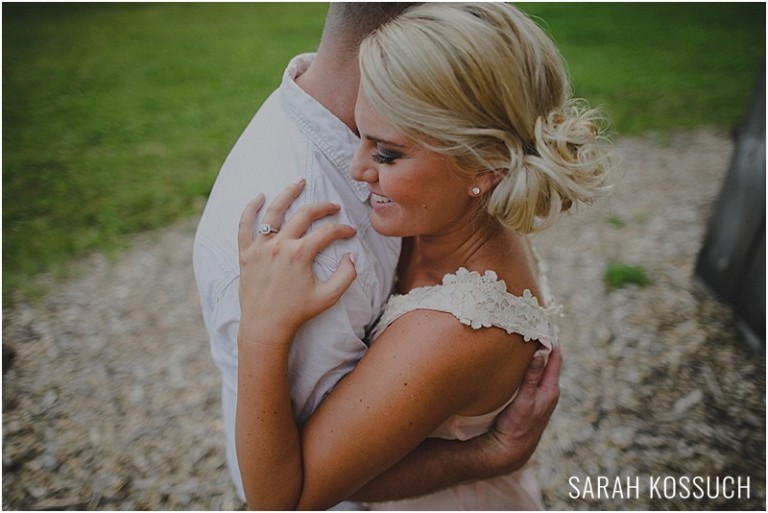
695 64 766 350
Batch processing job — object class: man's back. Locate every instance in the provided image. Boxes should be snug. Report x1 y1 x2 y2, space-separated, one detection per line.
193 54 399 500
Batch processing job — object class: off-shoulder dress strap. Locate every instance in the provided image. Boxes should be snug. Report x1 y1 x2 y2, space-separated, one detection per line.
371 267 560 348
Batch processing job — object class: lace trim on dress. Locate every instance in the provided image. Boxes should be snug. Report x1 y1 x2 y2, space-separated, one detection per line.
371 267 560 348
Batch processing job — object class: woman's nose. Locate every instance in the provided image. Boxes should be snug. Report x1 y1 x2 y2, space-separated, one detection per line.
350 147 378 184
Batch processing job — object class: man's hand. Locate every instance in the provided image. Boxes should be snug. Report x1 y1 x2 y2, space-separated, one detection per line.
486 346 562 474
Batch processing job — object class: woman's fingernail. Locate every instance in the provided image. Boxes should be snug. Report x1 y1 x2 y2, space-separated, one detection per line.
292 177 306 185
349 253 356 265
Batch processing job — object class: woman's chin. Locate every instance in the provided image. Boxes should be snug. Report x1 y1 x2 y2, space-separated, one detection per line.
369 217 404 238
372 225 401 237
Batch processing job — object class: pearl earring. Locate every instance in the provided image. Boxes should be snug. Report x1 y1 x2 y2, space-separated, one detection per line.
471 186 481 196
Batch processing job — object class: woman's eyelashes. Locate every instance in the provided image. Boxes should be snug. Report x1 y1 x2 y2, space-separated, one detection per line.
372 150 403 165
372 152 395 164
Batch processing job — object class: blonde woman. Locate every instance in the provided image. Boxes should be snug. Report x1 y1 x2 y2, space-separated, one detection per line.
236 3 612 510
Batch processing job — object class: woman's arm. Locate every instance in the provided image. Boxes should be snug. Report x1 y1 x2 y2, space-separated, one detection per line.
236 182 543 509
235 182 358 509
292 309 535 509
351 346 561 502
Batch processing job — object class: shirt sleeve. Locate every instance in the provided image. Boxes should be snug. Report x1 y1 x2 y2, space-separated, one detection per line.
286 254 373 422
193 237 246 500
196 235 374 422
195 237 374 498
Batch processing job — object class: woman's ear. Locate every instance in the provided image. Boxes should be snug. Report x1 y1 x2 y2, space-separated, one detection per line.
479 167 507 191
469 169 506 196
489 168 507 187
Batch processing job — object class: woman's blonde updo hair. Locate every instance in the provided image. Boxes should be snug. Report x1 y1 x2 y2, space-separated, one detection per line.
358 2 613 233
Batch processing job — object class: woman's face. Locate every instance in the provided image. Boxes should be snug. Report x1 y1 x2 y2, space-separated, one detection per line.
350 90 476 238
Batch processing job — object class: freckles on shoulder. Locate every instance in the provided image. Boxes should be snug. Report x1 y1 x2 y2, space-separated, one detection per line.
378 308 534 413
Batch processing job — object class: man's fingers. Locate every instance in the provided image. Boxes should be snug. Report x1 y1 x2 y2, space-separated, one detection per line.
540 347 562 390
238 194 265 251
519 353 546 391
540 346 562 407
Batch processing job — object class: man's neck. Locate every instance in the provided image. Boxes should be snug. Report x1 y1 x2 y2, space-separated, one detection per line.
295 50 360 134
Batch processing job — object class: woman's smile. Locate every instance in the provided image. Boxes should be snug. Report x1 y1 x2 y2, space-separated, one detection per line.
370 192 392 206
350 89 480 238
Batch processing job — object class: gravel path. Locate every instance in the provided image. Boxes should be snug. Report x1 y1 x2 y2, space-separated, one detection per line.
3 129 765 510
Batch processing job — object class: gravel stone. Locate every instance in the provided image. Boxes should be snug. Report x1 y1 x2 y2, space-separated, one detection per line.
3 129 765 510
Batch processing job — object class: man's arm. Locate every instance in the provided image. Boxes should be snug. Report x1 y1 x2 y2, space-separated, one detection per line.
351 347 561 502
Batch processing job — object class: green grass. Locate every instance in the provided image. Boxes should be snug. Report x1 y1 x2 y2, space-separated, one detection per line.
3 3 327 301
604 263 651 290
607 216 626 229
518 2 765 134
3 2 765 302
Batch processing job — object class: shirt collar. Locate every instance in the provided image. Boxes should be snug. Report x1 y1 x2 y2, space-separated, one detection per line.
281 54 370 203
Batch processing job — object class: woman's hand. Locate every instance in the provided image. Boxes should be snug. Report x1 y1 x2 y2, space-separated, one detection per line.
236 179 357 508
237 179 358 345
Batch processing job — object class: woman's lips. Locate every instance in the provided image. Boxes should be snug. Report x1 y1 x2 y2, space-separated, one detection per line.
370 192 392 206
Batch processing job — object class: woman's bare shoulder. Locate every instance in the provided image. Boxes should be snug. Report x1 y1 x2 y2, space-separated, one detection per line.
373 306 538 416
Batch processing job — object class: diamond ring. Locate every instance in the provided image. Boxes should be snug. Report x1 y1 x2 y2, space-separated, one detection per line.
258 223 279 235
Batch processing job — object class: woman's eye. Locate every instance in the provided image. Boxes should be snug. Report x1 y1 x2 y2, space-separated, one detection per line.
372 148 400 165
372 152 395 164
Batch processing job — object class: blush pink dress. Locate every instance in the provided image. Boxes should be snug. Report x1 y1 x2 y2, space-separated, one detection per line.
366 267 559 511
